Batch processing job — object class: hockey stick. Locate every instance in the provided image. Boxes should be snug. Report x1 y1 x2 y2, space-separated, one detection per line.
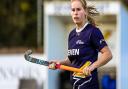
24 50 91 73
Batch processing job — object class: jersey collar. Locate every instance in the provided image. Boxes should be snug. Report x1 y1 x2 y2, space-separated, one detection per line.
76 22 89 33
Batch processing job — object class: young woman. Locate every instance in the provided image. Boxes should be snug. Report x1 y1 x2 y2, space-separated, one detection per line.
49 0 112 89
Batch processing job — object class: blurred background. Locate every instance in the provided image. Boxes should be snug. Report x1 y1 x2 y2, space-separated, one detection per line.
0 0 128 89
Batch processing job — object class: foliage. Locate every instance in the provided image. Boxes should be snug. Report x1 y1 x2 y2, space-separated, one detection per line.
0 0 43 48
121 0 128 10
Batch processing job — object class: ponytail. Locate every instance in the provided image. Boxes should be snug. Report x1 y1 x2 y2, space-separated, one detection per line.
87 6 99 26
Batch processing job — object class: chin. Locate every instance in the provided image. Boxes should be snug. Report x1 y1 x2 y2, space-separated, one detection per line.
74 21 80 24
73 20 79 23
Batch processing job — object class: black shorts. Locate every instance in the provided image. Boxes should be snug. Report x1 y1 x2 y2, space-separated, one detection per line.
71 72 99 89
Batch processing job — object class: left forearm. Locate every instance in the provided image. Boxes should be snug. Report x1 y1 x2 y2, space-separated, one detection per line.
83 46 112 76
93 52 112 69
91 47 113 69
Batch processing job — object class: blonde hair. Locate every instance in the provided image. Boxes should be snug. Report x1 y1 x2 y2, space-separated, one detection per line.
71 0 99 26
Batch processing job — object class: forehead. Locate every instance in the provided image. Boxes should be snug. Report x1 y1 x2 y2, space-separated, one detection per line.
71 1 83 8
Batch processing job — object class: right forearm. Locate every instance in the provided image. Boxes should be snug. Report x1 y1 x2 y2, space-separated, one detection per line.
59 57 71 66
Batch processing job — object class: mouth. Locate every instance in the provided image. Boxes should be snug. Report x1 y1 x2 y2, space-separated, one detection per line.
73 17 80 22
74 17 79 20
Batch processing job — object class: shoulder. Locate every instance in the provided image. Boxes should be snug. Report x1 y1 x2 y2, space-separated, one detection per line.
69 28 76 35
68 28 76 38
87 24 102 36
83 24 101 38
87 24 100 32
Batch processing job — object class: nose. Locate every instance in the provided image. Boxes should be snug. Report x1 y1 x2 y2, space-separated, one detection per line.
74 10 78 15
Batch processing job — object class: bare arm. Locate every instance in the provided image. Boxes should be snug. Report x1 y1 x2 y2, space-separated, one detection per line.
83 46 112 75
57 57 71 66
91 46 112 68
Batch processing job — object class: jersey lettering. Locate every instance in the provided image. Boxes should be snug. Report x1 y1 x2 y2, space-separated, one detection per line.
68 49 79 56
76 40 84 45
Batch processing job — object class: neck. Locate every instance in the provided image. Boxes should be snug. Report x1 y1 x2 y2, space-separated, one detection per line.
76 20 87 30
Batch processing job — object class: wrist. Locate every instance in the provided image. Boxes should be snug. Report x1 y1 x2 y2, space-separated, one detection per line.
90 63 97 71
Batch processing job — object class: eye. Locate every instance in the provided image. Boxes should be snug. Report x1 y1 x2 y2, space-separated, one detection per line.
76 8 81 11
72 8 75 12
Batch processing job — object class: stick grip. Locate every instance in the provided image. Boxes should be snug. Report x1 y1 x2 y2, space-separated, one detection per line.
56 61 91 73
56 64 83 73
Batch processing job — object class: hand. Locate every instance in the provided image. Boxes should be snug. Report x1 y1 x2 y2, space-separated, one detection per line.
83 65 95 76
48 60 60 70
48 62 56 70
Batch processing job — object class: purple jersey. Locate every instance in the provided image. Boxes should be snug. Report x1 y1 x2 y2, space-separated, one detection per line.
68 24 107 89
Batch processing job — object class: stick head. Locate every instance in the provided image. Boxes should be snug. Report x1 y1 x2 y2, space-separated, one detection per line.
24 50 49 66
24 49 33 61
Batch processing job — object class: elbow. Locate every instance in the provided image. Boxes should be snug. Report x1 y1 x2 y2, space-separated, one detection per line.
109 51 113 61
